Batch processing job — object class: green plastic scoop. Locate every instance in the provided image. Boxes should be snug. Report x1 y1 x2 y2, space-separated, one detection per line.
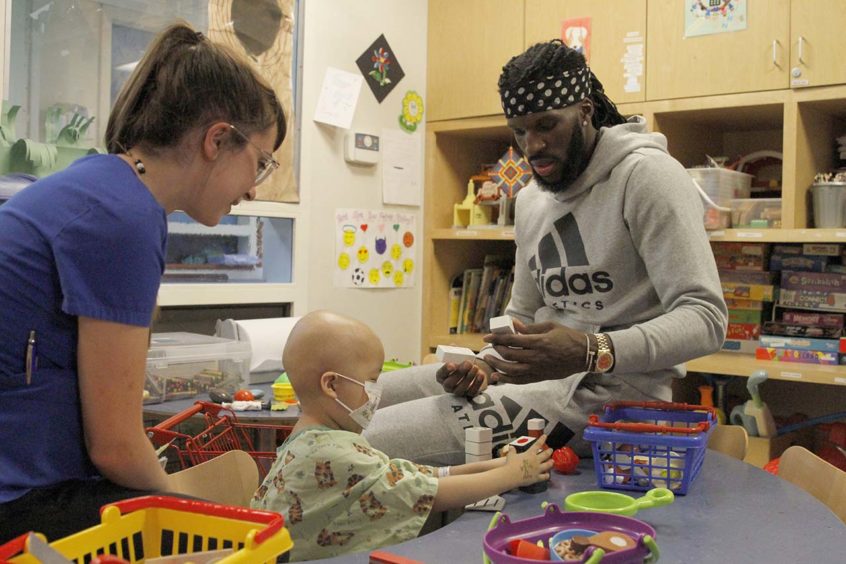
564 487 674 516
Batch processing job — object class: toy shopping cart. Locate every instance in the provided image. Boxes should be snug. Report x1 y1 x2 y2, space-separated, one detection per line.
0 495 292 563
146 401 293 479
583 401 717 495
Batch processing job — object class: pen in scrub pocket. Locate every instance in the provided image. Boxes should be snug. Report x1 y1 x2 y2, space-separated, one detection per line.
25 330 37 385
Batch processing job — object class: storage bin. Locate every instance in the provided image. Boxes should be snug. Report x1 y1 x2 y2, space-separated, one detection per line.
144 332 251 404
810 182 846 228
687 168 753 229
583 401 716 495
730 198 782 228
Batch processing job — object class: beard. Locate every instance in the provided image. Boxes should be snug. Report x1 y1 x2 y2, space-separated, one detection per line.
533 124 588 194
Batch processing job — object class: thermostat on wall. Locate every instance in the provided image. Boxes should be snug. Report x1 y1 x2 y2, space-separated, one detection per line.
344 132 380 166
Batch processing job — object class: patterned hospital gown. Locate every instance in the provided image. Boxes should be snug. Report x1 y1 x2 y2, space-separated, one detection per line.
251 426 439 561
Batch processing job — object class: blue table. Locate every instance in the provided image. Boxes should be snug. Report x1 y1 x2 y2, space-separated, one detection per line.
310 451 845 563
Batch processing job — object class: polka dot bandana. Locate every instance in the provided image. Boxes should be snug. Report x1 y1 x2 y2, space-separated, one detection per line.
501 67 592 118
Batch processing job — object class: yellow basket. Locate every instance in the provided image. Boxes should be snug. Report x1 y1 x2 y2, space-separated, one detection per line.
1 496 293 564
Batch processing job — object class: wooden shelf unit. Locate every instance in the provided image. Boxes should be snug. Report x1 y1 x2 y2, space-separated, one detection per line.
687 352 846 387
422 87 846 382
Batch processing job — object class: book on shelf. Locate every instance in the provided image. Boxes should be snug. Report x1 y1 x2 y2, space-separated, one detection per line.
458 268 483 334
450 255 515 335
472 255 513 333
448 273 464 334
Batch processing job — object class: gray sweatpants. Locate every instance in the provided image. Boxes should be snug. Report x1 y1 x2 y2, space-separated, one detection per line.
364 363 672 466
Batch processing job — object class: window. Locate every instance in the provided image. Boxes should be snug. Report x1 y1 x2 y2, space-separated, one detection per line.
4 1 304 309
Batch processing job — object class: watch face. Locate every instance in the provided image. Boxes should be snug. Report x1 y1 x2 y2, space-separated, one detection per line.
596 351 614 372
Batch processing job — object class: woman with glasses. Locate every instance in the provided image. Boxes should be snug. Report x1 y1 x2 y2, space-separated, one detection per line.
0 22 286 540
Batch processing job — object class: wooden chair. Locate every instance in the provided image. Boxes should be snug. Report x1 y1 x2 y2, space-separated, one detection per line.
707 424 748 461
778 445 846 524
168 449 259 507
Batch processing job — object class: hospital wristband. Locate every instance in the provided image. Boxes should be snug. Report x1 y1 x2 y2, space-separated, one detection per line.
438 466 451 478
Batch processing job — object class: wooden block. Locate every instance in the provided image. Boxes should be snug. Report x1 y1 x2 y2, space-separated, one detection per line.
465 440 492 455
489 315 515 334
465 426 492 442
436 344 477 364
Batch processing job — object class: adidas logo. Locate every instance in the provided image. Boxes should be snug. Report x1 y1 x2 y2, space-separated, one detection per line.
528 212 614 307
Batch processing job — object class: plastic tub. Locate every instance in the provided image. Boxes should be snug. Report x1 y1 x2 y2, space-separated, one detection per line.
730 198 782 228
688 168 753 229
144 332 251 404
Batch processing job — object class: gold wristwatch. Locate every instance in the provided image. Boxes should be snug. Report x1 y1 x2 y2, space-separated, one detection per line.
593 333 615 373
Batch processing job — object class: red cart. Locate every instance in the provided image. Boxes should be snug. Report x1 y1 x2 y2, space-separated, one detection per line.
146 401 293 479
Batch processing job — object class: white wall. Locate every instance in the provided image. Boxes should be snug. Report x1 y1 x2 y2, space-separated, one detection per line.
299 0 427 362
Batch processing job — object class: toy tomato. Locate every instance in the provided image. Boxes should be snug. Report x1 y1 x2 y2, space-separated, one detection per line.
552 446 579 474
233 389 255 401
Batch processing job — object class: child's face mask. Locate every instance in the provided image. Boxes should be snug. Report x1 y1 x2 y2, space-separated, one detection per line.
332 372 382 429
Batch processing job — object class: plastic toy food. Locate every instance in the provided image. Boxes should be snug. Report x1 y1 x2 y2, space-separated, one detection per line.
506 539 548 560
233 389 255 401
552 446 579 474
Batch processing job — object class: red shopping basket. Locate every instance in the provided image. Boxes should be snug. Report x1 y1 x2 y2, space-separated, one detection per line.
146 401 293 479
583 401 717 495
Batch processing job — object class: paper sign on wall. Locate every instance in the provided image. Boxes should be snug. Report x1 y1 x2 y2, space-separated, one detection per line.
685 0 747 38
335 208 417 289
561 17 591 63
313 67 363 129
381 129 421 207
621 31 644 93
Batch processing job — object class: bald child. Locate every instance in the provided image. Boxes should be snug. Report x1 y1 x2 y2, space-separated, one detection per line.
251 310 553 561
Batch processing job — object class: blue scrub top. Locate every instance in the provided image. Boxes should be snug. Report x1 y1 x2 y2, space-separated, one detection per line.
0 154 167 502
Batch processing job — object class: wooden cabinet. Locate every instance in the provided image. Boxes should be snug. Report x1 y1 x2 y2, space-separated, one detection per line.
426 1 846 118
426 0 524 121
646 0 790 100
789 0 846 89
524 0 647 104
647 0 846 99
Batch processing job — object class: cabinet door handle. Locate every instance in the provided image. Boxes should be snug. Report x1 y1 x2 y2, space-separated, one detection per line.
772 39 780 68
797 35 806 65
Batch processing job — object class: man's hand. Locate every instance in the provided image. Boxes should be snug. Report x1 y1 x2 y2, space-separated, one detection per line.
481 319 588 384
435 359 490 397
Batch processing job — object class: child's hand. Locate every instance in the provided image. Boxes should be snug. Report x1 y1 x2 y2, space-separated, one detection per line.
503 435 553 487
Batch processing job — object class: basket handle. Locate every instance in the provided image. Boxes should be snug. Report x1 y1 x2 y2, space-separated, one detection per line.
604 400 716 416
103 496 284 545
148 402 206 430
0 533 32 562
147 401 231 431
588 415 711 435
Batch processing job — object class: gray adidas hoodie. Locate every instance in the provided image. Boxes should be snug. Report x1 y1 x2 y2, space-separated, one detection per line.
506 116 728 384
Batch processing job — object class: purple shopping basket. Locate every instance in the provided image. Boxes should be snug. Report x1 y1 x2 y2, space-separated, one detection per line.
583 401 717 495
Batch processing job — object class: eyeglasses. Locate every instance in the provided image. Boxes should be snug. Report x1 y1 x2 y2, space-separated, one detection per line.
228 124 279 185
